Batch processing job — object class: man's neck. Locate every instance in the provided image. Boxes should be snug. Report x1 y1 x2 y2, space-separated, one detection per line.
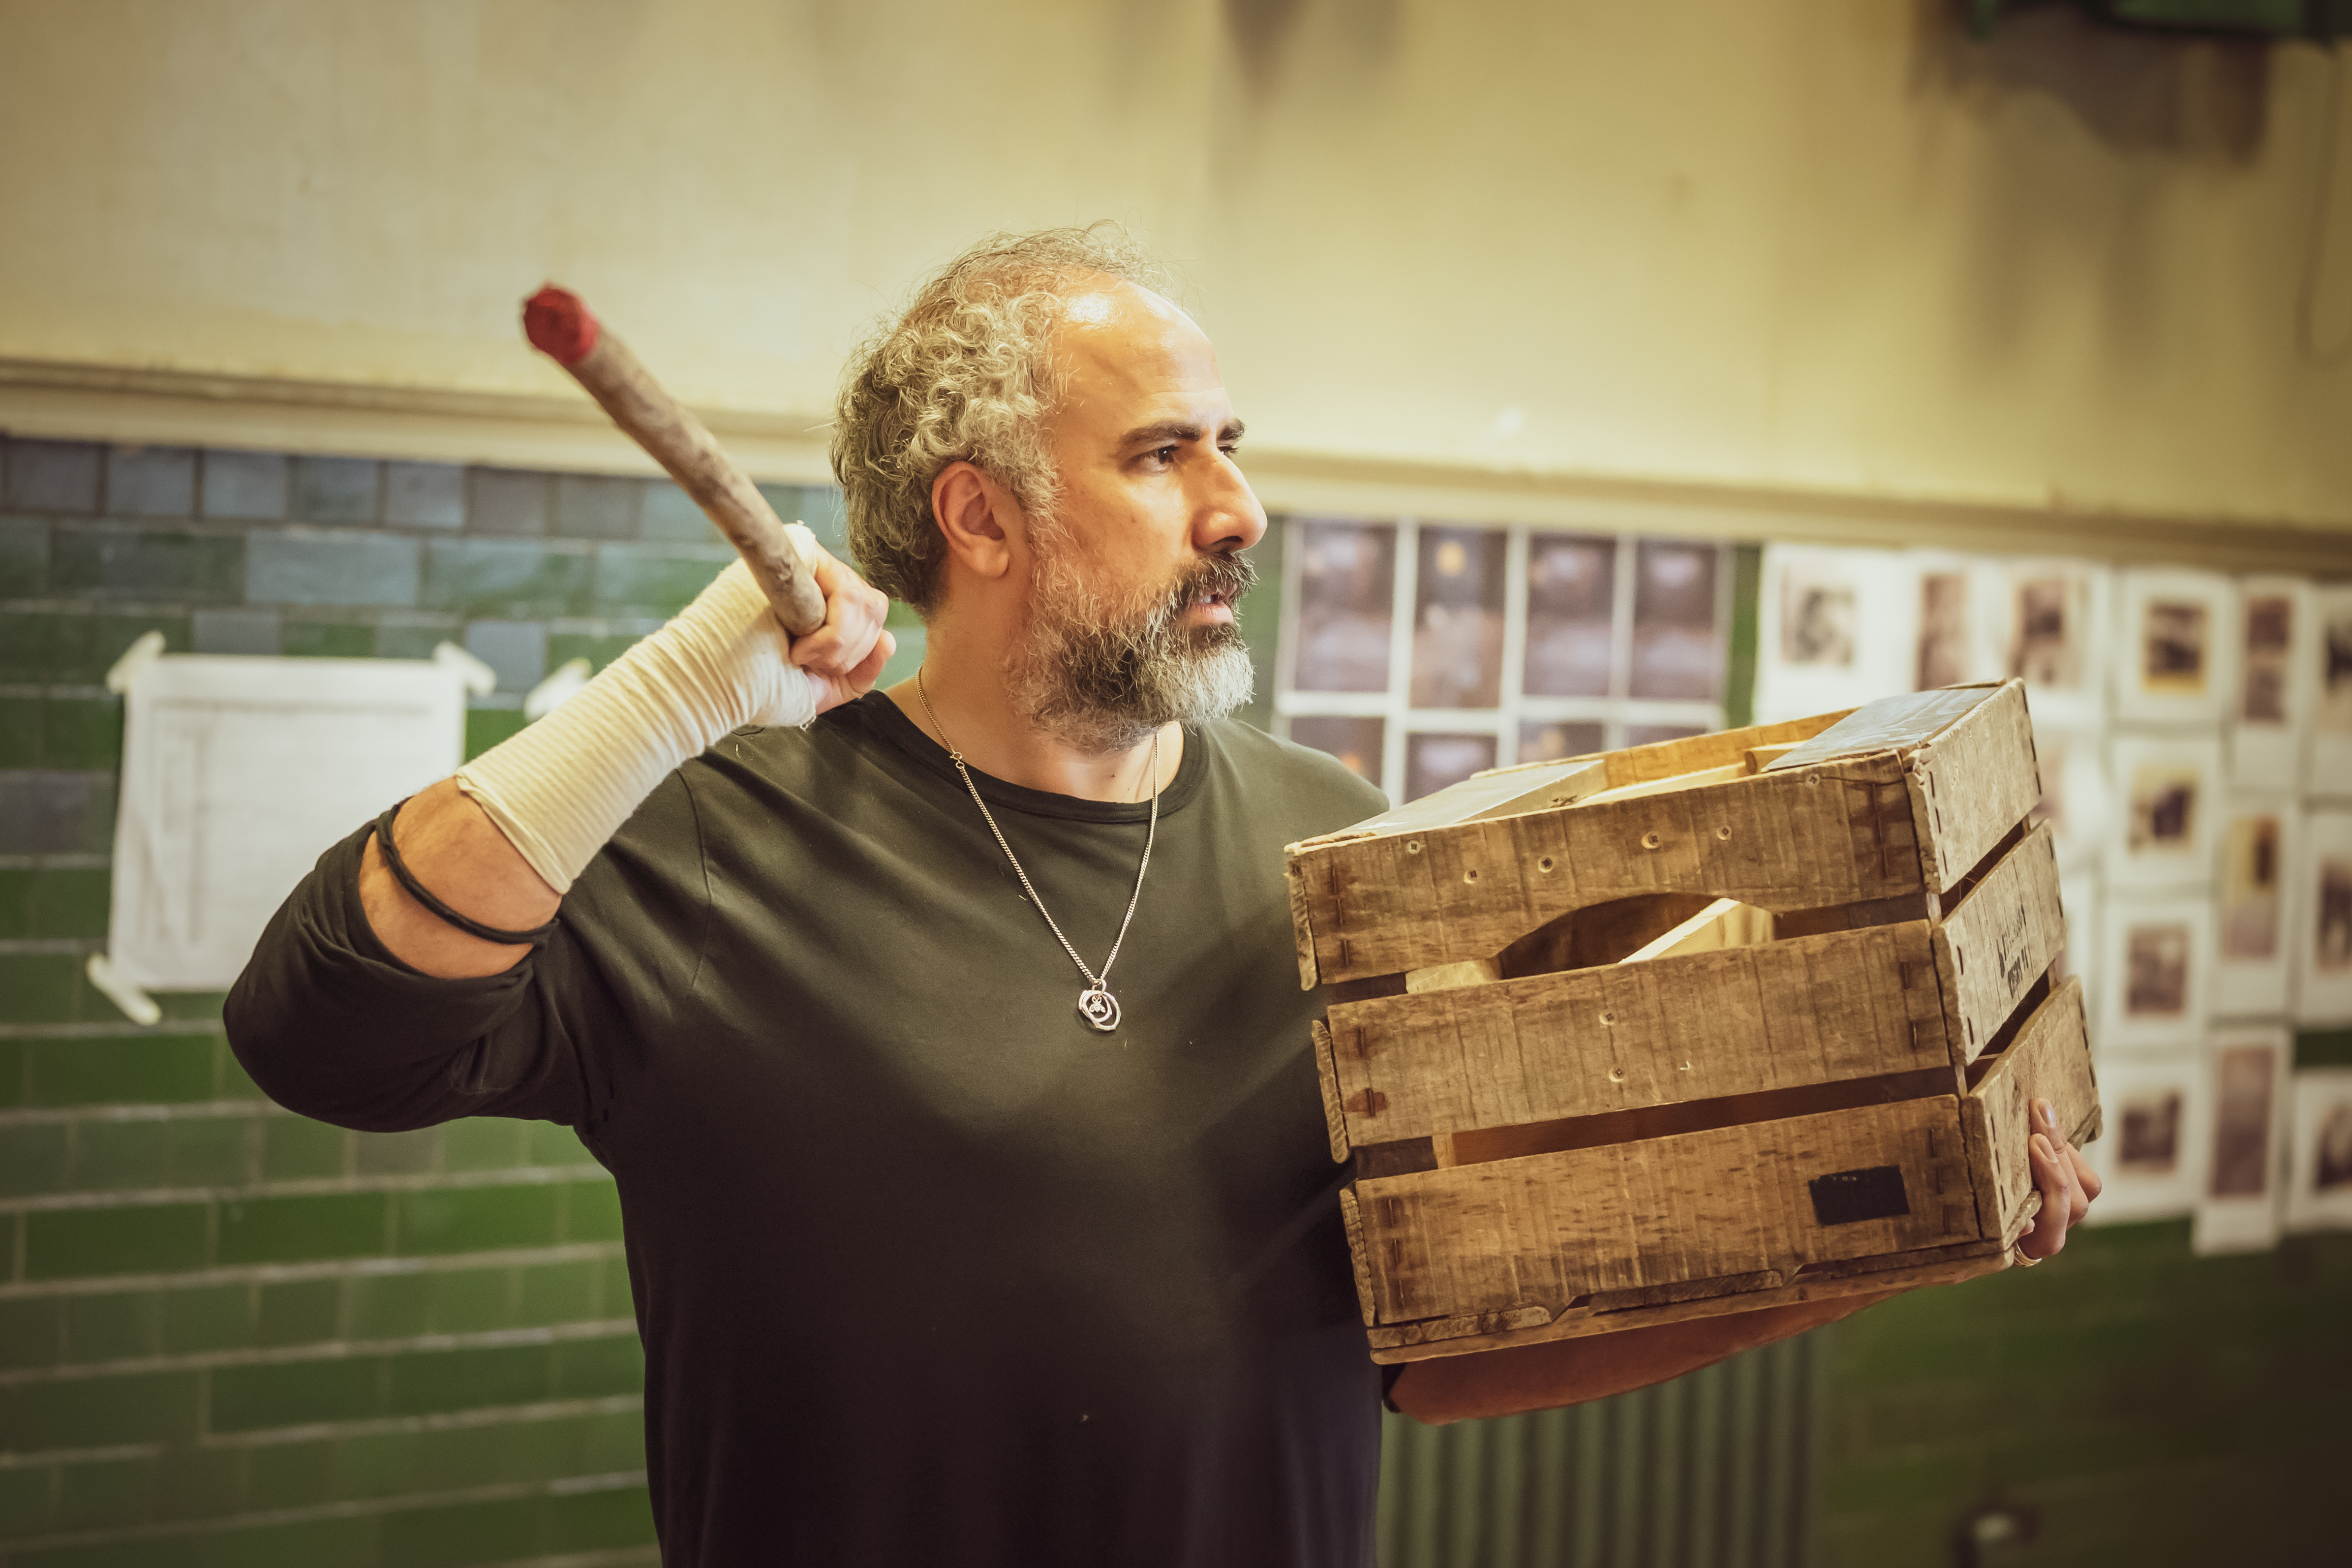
884 623 1181 804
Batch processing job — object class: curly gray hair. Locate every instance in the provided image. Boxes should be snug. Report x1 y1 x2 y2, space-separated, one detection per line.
829 224 1177 613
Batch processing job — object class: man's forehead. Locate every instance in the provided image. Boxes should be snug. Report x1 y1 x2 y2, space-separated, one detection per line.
1053 282 1224 416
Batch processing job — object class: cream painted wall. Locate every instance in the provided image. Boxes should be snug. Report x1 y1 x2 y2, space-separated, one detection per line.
1 0 2348 550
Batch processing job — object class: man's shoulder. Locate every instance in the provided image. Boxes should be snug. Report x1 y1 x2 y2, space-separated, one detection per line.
1198 719 1388 835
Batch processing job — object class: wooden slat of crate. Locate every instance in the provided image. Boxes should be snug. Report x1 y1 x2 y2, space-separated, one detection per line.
1581 710 1850 790
1287 757 1920 985
1900 684 2045 896
1318 919 1950 1148
1287 682 2038 987
1349 1096 1981 1327
1932 821 2067 1064
1963 975 2099 1247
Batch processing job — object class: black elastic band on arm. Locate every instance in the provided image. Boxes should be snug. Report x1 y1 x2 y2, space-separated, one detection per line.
368 798 559 947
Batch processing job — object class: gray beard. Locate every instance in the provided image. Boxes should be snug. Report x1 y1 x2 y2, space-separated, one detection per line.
1005 535 1258 755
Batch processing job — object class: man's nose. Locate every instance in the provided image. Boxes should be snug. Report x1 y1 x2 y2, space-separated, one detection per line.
1194 454 1267 554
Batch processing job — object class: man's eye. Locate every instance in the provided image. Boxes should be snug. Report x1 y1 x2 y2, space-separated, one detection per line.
1151 446 1179 465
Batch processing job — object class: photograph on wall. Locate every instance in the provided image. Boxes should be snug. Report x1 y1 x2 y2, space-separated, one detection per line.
2296 807 2352 1026
1754 544 1918 723
1627 539 1722 701
1287 518 1397 694
2230 577 2314 785
2085 1056 2207 1223
1998 558 2111 728
2193 1028 2289 1256
2114 567 2237 727
2213 798 2297 1018
1522 533 1616 699
1410 525 1507 710
1907 553 2002 692
2311 585 2352 798
2098 896 2214 1052
2030 722 2111 872
2103 734 2222 891
2284 1068 2352 1232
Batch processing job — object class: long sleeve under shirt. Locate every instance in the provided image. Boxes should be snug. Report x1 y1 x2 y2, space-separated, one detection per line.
226 692 1392 1568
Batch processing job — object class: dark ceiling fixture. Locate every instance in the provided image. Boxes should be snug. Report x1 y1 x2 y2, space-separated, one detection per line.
1969 0 2352 39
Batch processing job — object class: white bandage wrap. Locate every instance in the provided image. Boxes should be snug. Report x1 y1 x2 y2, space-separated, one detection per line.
456 544 823 892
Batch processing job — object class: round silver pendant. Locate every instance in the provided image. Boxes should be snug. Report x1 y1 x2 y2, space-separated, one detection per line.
1077 988 1121 1033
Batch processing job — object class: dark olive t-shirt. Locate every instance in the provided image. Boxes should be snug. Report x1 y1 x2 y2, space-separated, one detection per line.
226 692 1391 1568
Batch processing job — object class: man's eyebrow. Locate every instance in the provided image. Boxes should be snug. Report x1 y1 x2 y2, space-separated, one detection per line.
1119 418 1248 446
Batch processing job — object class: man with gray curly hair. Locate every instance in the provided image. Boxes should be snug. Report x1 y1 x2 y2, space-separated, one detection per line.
229 225 2097 1567
835 225 1259 755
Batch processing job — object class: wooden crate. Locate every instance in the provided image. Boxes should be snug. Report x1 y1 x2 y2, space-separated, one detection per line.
1285 681 2101 1363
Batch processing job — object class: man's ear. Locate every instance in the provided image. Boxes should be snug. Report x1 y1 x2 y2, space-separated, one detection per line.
930 461 1018 584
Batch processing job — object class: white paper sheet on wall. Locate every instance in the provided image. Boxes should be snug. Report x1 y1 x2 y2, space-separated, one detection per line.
108 655 467 991
2192 1026 2291 1256
2284 1068 2352 1232
2230 576 2317 786
2211 796 2299 1020
2311 585 2352 798
2113 566 2240 727
1993 557 2113 731
1753 544 1917 723
2084 1053 2207 1225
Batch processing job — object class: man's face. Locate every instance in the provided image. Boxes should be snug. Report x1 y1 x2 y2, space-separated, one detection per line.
1004 282 1268 751
1034 282 1267 619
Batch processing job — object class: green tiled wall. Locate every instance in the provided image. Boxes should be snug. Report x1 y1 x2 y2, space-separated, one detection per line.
0 437 858 1567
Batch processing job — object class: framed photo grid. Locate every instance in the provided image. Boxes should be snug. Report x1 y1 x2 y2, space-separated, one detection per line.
1274 518 1732 801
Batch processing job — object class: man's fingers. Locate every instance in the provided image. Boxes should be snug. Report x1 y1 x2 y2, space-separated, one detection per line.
2037 1099 2095 1225
2018 1133 2072 1261
787 548 889 676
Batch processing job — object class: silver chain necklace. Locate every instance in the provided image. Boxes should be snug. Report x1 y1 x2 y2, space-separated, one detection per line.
916 669 1160 1034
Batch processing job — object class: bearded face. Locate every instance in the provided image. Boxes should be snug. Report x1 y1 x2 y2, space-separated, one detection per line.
1006 523 1258 754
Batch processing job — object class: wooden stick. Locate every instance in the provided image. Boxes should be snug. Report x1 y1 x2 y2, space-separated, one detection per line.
522 285 826 635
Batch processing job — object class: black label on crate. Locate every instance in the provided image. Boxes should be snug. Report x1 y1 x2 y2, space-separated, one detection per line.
1808 1165 1911 1226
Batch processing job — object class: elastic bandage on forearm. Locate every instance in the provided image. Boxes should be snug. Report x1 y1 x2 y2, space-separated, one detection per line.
456 544 820 892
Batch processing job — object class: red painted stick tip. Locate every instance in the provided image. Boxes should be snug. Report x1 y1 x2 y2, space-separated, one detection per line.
523 284 601 366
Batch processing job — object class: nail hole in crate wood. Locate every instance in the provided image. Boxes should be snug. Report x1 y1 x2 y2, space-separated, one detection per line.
1641 830 1662 849
1537 855 1556 872
1716 824 1732 840
1463 868 1479 883
1405 839 1423 855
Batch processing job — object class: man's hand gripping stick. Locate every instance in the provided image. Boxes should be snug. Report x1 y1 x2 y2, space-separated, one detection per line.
522 285 825 636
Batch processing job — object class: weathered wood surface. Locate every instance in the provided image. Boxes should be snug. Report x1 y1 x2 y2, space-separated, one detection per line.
1903 681 2044 895
1290 755 1923 984
1932 822 2066 1064
1323 920 1952 1144
1572 762 1750 810
1295 759 1611 850
1762 684 2001 774
1313 1019 1349 1161
1962 976 2099 1246
1351 1097 1980 1325
1287 682 2042 985
1367 1242 2010 1363
1590 710 1845 788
